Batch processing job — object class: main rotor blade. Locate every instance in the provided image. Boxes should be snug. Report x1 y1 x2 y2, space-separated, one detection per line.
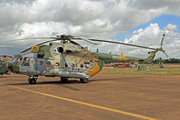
88 39 158 51
20 39 58 53
69 39 82 46
0 37 57 43
73 37 100 45
20 38 82 53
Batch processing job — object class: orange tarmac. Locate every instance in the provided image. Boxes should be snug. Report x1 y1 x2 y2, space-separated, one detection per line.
0 74 180 120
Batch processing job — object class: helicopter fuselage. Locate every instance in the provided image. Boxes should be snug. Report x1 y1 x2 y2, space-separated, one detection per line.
6 41 156 84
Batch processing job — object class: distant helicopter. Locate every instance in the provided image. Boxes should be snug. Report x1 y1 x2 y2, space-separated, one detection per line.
0 55 11 76
1 34 170 84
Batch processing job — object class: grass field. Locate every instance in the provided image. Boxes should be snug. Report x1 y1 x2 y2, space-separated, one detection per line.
100 64 180 75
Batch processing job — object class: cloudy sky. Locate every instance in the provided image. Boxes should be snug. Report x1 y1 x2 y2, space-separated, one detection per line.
0 0 180 59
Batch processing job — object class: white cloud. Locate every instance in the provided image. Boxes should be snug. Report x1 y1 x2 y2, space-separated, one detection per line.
118 23 180 59
0 0 180 58
90 23 180 59
124 23 162 45
163 24 178 31
17 21 68 37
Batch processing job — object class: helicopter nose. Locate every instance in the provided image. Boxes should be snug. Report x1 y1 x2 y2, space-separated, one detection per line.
7 63 20 73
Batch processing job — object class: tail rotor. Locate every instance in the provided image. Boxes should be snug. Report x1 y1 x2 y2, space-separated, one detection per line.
159 34 171 61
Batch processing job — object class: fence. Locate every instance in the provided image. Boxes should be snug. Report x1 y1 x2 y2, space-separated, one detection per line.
100 64 180 75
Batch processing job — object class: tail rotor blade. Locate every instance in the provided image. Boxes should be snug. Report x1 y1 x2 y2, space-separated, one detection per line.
160 34 165 48
162 51 171 61
159 34 170 61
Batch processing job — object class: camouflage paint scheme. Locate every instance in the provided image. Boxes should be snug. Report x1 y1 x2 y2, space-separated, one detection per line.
0 56 10 75
7 42 156 79
0 61 8 75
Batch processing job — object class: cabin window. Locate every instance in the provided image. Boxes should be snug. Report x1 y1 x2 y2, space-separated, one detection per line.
80 64 84 68
72 63 75 67
56 62 59 66
46 61 51 65
84 62 90 64
65 63 68 67
22 57 30 66
37 52 44 59
40 61 43 65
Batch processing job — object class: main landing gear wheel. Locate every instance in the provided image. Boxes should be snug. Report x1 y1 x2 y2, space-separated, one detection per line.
61 77 68 82
29 78 36 84
80 78 89 83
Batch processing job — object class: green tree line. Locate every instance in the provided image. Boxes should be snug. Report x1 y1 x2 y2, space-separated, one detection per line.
153 57 180 64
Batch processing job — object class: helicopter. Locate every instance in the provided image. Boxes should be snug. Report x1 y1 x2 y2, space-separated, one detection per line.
0 55 11 76
1 34 170 84
0 61 8 76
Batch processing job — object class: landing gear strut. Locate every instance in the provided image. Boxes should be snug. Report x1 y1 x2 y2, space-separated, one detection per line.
28 75 38 84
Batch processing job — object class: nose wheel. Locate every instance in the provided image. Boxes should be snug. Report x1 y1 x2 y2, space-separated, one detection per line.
28 75 38 84
80 78 89 83
29 78 36 84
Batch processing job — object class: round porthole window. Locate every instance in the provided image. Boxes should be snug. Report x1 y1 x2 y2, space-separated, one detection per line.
80 64 84 68
57 47 63 53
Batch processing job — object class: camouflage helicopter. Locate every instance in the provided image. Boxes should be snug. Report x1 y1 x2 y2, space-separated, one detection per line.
0 60 8 76
1 34 169 84
0 55 11 76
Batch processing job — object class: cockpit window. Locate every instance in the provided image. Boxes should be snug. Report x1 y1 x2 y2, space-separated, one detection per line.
11 57 18 63
22 57 30 66
14 57 23 66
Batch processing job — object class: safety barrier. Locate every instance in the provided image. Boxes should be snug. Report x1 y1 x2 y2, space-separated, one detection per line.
100 65 180 75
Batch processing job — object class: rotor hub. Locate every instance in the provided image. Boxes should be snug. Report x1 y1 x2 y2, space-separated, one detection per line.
59 34 72 40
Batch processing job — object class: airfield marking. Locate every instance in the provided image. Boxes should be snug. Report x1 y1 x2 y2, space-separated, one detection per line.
0 83 157 120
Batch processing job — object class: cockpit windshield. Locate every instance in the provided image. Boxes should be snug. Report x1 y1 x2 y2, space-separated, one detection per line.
10 56 30 66
11 56 18 63
16 57 23 65
11 56 23 66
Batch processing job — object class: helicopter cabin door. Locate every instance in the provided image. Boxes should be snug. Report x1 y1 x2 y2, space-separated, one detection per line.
21 57 31 74
35 58 47 74
21 57 39 75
